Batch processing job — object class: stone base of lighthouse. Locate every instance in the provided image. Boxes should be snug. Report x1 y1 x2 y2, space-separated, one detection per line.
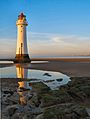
14 54 31 63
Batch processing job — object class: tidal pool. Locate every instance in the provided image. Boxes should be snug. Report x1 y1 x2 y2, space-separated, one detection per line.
1 64 70 90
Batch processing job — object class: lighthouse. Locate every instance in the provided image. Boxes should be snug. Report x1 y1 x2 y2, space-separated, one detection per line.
15 13 30 63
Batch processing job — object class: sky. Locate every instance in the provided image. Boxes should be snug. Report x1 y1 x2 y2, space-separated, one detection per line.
0 0 90 58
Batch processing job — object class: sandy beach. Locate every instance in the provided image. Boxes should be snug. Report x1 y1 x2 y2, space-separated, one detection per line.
30 59 90 77
0 58 90 77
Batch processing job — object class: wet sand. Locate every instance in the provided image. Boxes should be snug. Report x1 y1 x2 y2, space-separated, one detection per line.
31 60 90 77
0 58 90 77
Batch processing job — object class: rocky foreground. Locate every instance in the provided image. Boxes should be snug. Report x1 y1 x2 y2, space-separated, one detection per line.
1 77 90 119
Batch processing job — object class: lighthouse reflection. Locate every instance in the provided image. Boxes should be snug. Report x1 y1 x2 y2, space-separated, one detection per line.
16 64 33 105
16 64 28 78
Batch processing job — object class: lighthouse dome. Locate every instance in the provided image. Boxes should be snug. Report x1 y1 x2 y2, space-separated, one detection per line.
16 13 28 26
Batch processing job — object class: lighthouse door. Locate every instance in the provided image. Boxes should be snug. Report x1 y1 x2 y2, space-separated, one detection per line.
21 43 23 56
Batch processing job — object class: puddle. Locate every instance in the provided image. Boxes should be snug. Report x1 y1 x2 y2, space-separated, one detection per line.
1 64 70 90
31 61 48 63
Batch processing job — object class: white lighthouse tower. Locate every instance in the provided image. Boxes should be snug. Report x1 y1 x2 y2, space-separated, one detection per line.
15 13 30 63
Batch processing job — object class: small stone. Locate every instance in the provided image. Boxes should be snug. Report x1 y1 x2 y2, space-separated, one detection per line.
43 73 52 77
56 78 63 82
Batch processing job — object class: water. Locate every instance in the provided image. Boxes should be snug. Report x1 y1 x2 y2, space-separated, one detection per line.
31 61 49 63
0 61 14 64
1 64 70 90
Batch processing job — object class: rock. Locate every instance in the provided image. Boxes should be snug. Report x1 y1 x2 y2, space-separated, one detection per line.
43 104 89 119
71 106 89 118
56 78 63 82
86 108 90 117
8 107 18 117
36 114 43 119
8 92 20 103
11 113 20 119
3 90 14 96
1 77 90 119
32 107 43 115
2 105 18 119
67 90 83 102
43 73 52 77
24 105 32 112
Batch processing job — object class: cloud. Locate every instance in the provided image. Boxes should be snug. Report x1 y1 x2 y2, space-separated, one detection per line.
28 31 90 42
0 38 16 58
28 31 90 47
51 35 90 43
27 32 90 57
0 32 90 58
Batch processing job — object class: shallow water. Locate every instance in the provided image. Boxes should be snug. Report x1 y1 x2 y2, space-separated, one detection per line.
0 61 14 64
1 64 70 90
